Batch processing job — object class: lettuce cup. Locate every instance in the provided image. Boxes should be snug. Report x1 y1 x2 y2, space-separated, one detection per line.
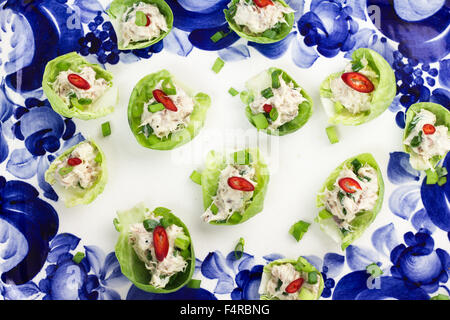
259 257 324 300
42 52 118 120
128 69 211 150
196 149 269 225
224 0 295 44
403 102 450 171
316 153 384 250
320 48 396 126
114 203 195 293
44 139 107 207
107 0 174 50
240 67 313 136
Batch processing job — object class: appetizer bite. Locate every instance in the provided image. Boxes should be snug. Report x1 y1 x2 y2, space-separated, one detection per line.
403 102 450 171
114 204 195 293
193 149 269 225
259 257 324 300
320 48 396 125
42 52 118 120
240 68 313 135
224 0 295 43
45 140 107 207
316 153 384 250
128 69 211 150
107 0 173 50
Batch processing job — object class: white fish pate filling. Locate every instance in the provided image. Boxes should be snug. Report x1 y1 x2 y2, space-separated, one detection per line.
265 263 320 300
233 0 294 34
323 165 379 230
404 109 450 169
129 218 188 288
54 142 100 189
201 164 257 223
250 75 306 130
329 58 378 114
120 2 168 47
53 66 109 105
140 81 195 139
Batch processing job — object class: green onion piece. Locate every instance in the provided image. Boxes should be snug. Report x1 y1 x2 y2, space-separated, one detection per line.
72 252 85 264
271 70 282 89
234 237 245 260
135 11 147 26
240 90 252 105
289 220 311 242
438 177 447 186
149 103 165 113
94 152 102 163
294 258 306 272
430 294 450 300
210 203 219 215
153 207 172 215
275 279 283 291
318 209 333 219
352 61 364 72
143 219 159 232
162 79 177 95
269 107 278 121
212 57 225 74
113 218 120 232
101 121 111 137
426 169 439 185
58 166 73 176
189 170 202 185
325 126 339 144
261 87 274 99
78 98 92 105
70 97 83 109
210 31 226 43
351 158 362 174
233 150 252 165
252 113 269 129
307 271 318 284
227 211 242 224
187 279 201 289
175 234 190 251
228 87 239 96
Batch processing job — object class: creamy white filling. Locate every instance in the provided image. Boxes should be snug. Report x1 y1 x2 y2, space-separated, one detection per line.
120 2 168 47
323 165 379 230
54 142 100 189
233 0 294 34
201 164 256 223
140 81 195 139
129 217 188 288
329 58 378 114
404 109 450 169
250 75 305 130
53 66 109 105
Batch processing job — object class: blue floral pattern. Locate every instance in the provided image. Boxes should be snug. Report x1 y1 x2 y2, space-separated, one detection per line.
0 0 448 300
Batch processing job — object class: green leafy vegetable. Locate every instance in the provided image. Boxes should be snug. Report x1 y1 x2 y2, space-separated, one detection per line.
289 220 311 242
143 218 159 231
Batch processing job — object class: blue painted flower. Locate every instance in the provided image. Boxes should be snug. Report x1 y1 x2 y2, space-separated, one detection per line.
320 253 345 298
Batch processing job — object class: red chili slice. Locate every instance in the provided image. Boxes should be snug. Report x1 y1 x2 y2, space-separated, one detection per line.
338 177 362 194
422 124 436 135
152 89 178 112
263 104 273 113
285 278 304 294
145 15 151 27
341 72 375 93
67 74 91 90
67 157 82 166
153 226 169 262
253 0 274 7
228 177 255 192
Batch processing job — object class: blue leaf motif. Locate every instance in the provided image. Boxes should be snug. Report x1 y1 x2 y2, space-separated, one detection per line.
0 219 29 274
371 223 400 258
225 251 255 274
248 32 297 59
84 245 105 276
178 0 229 14
291 34 320 68
100 252 128 286
201 251 235 294
163 28 193 57
0 124 9 164
388 185 421 220
50 233 81 251
73 0 104 24
0 281 43 300
6 148 38 179
37 155 58 201
219 45 251 62
387 152 421 185
393 0 445 22
188 26 240 51
262 253 285 262
411 209 437 233
346 245 379 271
323 253 345 278
345 0 367 20
304 255 323 271
439 59 450 89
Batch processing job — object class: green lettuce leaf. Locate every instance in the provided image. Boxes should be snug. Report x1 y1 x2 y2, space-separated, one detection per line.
199 149 269 225
403 102 450 171
44 139 108 207
241 67 313 136
259 257 324 300
114 203 195 293
128 69 211 150
42 52 118 120
224 0 294 44
107 0 174 50
315 153 385 250
320 48 396 125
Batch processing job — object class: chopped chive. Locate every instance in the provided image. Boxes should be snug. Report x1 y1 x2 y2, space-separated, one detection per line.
101 121 111 137
252 113 269 129
294 258 306 272
352 61 364 72
70 97 83 109
143 219 159 232
72 252 85 264
175 234 190 251
271 70 282 89
189 170 202 185
149 103 165 113
135 11 147 26
326 126 339 144
351 159 362 174
438 177 447 186
227 211 242 224
162 79 177 95
289 220 311 242
94 152 102 163
113 218 120 232
269 107 278 121
307 271 318 284
78 98 92 105
261 87 274 99
426 169 439 185
234 237 245 260
58 166 73 176
275 279 283 291
210 203 219 215
212 57 225 74
210 31 226 43
187 279 201 289
228 87 239 96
